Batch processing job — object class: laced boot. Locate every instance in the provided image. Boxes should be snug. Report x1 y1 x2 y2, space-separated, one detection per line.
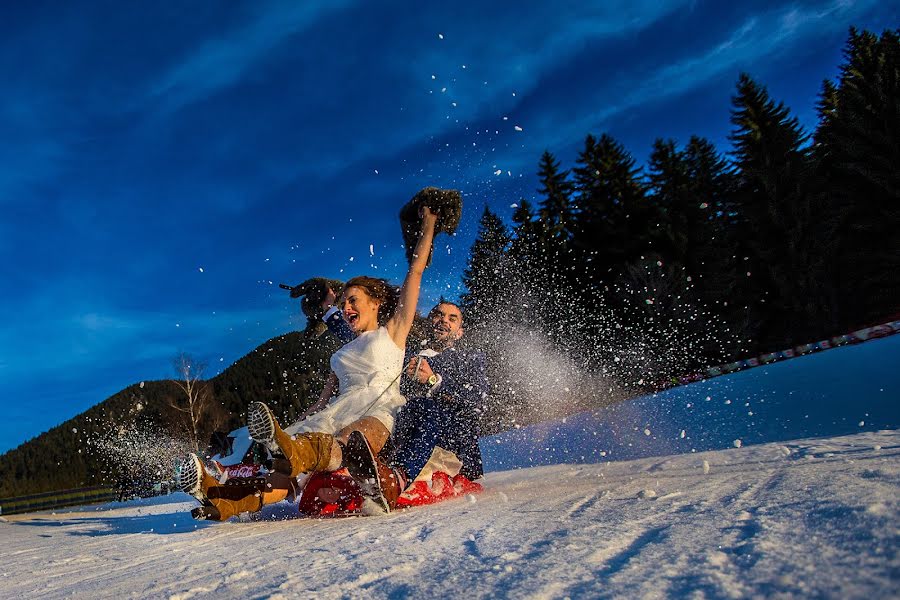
247 401 335 477
343 431 406 513
178 453 271 521
176 453 219 504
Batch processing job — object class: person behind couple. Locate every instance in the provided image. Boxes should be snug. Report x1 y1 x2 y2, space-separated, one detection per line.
179 207 439 519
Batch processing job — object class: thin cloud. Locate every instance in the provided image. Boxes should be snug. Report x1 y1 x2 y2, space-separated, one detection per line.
533 0 880 152
147 1 354 116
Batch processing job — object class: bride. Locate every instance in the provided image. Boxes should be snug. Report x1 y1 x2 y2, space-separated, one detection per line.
178 206 439 517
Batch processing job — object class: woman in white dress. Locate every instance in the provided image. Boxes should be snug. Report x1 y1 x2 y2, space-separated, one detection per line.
177 206 438 518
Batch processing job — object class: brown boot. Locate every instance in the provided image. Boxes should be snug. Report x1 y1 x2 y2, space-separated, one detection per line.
343 431 406 513
247 402 335 477
203 479 267 520
177 453 220 504
178 454 265 521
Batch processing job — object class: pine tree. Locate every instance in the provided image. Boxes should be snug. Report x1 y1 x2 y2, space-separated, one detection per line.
536 151 575 241
460 207 514 328
729 73 819 348
571 133 651 280
814 28 900 328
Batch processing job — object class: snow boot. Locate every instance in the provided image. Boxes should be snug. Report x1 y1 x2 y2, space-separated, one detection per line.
247 401 335 477
178 453 269 521
177 453 218 504
342 431 405 514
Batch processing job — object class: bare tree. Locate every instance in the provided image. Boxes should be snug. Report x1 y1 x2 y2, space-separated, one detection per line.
169 353 217 452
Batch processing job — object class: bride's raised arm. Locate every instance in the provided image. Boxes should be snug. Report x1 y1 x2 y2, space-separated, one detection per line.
387 206 437 347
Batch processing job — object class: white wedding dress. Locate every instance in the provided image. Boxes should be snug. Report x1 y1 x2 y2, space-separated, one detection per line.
286 326 406 436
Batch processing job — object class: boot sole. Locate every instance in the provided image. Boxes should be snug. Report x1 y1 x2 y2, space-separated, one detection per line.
177 454 207 503
247 402 276 443
343 431 390 514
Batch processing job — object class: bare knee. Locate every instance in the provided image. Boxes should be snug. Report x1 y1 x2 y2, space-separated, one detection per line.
336 417 389 452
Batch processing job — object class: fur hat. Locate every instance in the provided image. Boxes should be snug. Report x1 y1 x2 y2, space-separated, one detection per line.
280 277 344 321
399 187 463 265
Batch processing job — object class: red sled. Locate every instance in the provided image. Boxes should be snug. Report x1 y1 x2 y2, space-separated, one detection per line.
297 469 483 517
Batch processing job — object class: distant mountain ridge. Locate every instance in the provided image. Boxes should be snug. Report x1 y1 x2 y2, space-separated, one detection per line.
0 328 340 498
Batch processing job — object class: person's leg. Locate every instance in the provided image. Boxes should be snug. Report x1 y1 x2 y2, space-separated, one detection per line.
248 402 341 477
392 399 449 481
177 454 296 521
335 417 404 511
335 416 391 453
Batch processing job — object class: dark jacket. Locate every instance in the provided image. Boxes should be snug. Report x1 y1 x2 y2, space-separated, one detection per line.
394 346 489 480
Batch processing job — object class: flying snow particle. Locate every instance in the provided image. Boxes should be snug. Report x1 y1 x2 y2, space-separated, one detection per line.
140 381 145 388
699 202 709 209
369 244 375 256
72 428 78 434
494 169 502 176
733 439 743 448
643 428 651 436
349 256 354 262
514 125 523 131
374 169 379 174
198 267 204 273
859 421 865 427
680 430 686 439
702 460 710 474
438 33 444 40
510 203 518 208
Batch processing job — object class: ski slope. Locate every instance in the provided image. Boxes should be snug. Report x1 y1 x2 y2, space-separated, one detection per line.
2 336 898 599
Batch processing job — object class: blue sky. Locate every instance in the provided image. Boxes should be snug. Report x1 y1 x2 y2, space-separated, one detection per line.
1 0 896 454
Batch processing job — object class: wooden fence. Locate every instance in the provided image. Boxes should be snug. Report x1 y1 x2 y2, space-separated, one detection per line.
0 485 117 516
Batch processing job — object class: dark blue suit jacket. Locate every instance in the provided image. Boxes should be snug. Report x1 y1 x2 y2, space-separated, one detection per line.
394 346 489 480
324 309 353 344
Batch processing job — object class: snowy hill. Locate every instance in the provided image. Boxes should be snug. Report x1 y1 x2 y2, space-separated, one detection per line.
1 337 898 599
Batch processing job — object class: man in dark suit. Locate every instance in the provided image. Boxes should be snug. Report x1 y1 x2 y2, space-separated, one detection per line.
393 302 488 481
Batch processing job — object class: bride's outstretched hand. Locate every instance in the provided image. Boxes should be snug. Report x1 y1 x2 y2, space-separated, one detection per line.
420 205 438 228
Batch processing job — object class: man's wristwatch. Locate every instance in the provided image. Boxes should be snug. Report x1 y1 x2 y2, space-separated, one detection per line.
427 374 438 386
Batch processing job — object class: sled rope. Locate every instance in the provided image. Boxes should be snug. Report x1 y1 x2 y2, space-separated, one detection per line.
359 366 405 418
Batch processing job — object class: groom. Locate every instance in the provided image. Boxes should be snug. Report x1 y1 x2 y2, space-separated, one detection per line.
394 301 488 482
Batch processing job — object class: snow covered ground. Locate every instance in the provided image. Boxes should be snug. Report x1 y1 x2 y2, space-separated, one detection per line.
2 336 898 599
